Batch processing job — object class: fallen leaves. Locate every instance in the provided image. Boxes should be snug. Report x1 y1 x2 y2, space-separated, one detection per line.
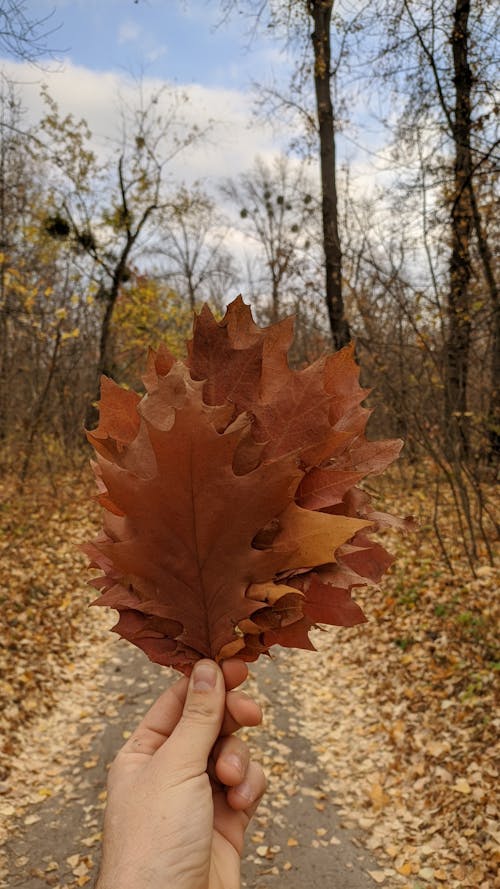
0 472 105 784
0 454 497 889
277 469 499 888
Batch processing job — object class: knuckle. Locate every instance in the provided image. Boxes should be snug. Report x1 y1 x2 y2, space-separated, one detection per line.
183 695 217 722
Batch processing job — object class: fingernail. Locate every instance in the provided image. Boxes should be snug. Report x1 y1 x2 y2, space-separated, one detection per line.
225 754 243 776
235 779 254 803
193 661 217 691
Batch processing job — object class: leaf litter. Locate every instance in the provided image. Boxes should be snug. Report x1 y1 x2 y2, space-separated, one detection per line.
1 467 497 888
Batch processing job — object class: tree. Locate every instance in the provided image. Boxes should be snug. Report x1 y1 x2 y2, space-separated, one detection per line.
0 0 60 61
222 154 330 362
338 176 497 569
0 79 102 471
111 273 192 384
39 85 205 426
308 0 351 350
370 0 499 459
0 78 25 441
158 185 239 311
219 0 352 349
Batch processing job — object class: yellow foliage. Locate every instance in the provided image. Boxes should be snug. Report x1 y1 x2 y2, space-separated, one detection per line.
61 328 80 342
111 274 191 381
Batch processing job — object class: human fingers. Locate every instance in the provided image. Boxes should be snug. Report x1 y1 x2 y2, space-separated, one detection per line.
213 734 251 787
162 660 225 774
118 659 252 759
191 658 260 737
226 760 267 819
185 658 248 691
221 658 248 690
220 689 262 737
119 675 189 757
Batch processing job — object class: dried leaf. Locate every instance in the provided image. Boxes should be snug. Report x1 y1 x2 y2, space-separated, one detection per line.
85 299 403 670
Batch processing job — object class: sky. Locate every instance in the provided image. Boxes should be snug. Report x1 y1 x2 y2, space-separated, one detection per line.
1 0 395 189
1 1 312 186
27 0 281 91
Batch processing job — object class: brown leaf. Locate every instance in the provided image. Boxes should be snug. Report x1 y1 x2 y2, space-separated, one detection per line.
85 298 403 669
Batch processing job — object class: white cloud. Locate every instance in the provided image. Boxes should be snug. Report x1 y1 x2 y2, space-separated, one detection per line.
145 45 167 64
117 21 142 45
116 19 166 63
0 57 288 186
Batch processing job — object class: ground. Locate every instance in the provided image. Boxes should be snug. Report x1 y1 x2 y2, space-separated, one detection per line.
0 469 498 888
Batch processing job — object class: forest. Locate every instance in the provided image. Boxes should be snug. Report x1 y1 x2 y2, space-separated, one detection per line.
0 2 498 888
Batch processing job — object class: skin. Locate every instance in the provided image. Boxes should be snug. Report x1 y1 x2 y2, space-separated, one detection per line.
95 658 266 889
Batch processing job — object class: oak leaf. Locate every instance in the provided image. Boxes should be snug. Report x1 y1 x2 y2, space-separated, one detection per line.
85 298 405 671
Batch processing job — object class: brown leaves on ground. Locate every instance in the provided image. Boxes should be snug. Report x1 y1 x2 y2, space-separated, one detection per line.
86 298 404 670
0 467 498 888
285 471 498 888
0 472 104 784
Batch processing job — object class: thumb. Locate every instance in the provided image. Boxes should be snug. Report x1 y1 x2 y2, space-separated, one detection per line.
164 660 225 774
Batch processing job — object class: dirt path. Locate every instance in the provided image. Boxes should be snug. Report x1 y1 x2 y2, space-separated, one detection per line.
2 643 385 889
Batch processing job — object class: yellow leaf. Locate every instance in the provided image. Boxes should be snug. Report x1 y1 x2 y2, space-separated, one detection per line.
369 782 389 810
83 757 98 769
454 778 471 794
274 503 370 571
397 862 413 876
426 740 449 757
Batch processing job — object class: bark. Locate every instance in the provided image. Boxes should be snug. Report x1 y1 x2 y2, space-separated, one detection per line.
85 157 158 428
84 253 131 429
488 281 500 460
445 0 474 459
469 185 499 460
309 0 351 350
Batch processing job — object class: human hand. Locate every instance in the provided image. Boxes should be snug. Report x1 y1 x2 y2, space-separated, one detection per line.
95 659 266 889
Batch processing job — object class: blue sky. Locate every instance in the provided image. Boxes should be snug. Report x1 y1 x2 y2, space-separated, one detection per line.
0 2 406 289
29 0 284 89
2 2 394 200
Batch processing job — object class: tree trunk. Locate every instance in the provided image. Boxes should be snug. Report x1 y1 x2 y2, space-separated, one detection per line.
85 250 132 429
84 169 157 429
488 281 500 461
309 0 351 351
469 181 499 462
445 0 473 459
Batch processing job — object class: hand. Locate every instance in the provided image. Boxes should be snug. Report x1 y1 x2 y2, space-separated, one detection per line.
95 659 266 889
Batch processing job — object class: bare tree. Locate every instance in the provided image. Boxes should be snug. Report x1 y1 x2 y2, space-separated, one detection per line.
308 0 351 349
39 85 205 426
370 0 499 459
0 0 61 61
222 155 321 322
158 185 239 310
219 0 352 348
